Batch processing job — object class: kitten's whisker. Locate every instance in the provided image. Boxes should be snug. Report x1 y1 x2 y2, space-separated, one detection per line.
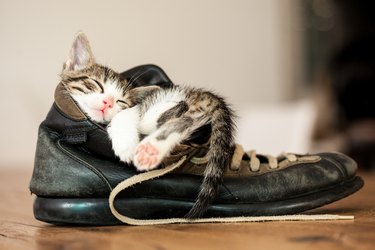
128 68 153 87
127 69 143 87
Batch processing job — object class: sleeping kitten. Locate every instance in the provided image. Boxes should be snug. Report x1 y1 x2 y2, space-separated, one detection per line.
61 32 236 218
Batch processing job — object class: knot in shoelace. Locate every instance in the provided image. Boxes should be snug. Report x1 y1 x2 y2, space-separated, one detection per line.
190 144 298 172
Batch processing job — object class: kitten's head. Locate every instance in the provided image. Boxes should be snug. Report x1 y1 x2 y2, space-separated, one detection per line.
61 32 156 124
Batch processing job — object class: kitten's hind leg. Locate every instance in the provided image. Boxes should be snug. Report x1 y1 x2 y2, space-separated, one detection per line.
107 106 140 164
134 116 203 171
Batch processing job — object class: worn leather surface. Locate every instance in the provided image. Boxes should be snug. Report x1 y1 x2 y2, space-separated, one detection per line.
30 124 358 204
29 64 359 204
119 64 173 88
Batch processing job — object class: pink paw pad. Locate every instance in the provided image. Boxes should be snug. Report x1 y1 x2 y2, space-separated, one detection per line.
135 142 160 170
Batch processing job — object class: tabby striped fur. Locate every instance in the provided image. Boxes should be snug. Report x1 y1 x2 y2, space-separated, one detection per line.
61 32 236 218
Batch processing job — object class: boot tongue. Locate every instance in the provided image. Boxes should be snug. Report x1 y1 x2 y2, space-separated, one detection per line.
54 82 87 121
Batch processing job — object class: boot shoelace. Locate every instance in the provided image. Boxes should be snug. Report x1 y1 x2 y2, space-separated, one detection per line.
109 151 353 225
190 144 298 172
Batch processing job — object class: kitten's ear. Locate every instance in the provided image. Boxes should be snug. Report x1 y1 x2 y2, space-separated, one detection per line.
129 86 160 103
64 32 95 71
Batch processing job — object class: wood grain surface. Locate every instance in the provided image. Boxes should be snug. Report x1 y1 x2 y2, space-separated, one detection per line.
0 169 374 250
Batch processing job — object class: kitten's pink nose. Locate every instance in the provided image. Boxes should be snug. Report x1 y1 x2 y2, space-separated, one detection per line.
101 97 114 111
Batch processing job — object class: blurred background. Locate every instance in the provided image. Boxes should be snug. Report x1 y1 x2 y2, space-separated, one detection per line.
0 0 373 170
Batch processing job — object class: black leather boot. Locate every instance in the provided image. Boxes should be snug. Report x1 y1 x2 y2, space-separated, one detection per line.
29 65 364 225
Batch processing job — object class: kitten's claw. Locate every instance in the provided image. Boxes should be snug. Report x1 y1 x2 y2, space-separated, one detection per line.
134 142 161 171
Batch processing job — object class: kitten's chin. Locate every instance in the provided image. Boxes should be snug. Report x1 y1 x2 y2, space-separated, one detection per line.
88 110 118 125
79 103 119 124
86 109 108 124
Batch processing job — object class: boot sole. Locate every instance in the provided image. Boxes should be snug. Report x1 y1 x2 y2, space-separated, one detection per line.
33 176 364 225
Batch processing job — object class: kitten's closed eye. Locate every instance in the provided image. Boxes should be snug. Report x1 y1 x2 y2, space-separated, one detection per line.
91 79 104 93
65 77 104 95
116 100 130 108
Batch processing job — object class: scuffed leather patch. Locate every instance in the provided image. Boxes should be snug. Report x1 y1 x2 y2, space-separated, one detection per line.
54 83 87 121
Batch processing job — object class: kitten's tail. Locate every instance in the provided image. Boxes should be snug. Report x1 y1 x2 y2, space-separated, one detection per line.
185 100 236 218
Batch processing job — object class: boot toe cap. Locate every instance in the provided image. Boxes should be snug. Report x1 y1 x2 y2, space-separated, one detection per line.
318 152 358 178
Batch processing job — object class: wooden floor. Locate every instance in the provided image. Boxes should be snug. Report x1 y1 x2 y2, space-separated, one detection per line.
0 169 374 250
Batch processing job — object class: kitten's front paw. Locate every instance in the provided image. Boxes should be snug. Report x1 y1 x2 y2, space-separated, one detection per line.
134 141 162 171
107 106 140 165
110 138 137 164
117 150 134 164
